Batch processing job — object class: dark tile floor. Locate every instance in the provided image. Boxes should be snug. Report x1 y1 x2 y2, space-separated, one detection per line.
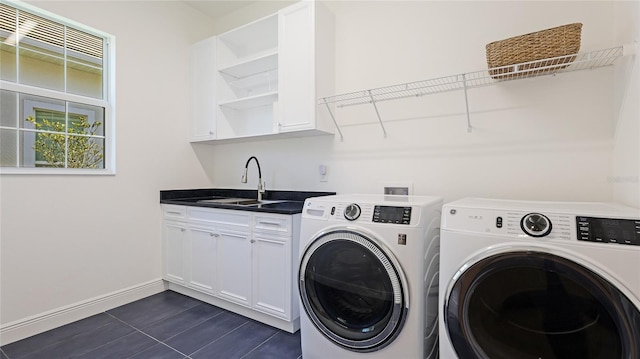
0 290 302 359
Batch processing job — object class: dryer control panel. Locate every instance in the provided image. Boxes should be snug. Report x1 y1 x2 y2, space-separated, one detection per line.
577 217 640 246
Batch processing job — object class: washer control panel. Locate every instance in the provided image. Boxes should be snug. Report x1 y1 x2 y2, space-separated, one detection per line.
373 205 412 225
327 202 413 225
577 217 640 246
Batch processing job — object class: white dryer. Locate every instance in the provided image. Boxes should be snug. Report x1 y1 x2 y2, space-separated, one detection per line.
298 194 442 358
439 198 640 359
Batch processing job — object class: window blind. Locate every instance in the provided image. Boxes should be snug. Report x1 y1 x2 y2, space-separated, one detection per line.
0 3 102 59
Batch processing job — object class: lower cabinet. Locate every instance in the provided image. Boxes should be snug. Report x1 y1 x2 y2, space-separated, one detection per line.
186 225 218 295
162 219 187 284
217 229 252 307
161 204 300 332
252 233 291 319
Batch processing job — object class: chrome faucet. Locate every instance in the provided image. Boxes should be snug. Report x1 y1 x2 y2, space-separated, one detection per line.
241 156 265 201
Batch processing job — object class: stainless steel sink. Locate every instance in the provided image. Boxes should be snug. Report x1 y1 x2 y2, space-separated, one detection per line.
197 198 283 206
245 201 302 209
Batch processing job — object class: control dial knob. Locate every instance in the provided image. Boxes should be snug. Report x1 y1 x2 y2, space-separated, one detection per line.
344 203 361 221
520 213 552 237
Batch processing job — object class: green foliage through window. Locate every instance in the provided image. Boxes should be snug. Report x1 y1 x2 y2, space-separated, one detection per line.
25 110 104 168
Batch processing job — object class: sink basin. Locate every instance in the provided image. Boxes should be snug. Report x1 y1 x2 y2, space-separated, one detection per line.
245 201 303 210
197 198 283 206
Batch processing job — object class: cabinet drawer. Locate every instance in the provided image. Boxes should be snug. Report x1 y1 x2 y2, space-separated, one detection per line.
253 214 291 235
188 207 250 231
163 205 186 219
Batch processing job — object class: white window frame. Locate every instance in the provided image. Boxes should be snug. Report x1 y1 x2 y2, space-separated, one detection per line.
0 0 116 175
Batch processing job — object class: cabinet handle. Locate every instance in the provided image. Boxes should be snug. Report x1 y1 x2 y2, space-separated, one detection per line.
181 228 186 232
167 211 182 215
210 233 220 237
250 239 256 243
258 220 282 226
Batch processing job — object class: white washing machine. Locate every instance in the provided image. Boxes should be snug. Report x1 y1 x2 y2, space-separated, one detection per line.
439 198 640 359
298 194 443 358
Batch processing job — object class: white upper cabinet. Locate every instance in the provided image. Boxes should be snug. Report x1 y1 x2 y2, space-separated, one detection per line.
216 14 278 76
190 37 217 141
277 1 334 135
189 1 335 143
215 14 279 140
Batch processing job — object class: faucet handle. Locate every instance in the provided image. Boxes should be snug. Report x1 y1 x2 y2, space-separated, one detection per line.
241 168 248 183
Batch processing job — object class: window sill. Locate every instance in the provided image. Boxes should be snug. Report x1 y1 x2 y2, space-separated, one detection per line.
0 167 115 175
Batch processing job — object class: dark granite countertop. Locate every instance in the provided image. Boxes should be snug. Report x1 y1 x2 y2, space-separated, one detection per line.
160 188 335 215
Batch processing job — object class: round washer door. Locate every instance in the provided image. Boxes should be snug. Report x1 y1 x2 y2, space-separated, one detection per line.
299 229 408 352
445 251 640 359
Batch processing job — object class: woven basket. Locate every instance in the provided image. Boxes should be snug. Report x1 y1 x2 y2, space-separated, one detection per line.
486 23 582 79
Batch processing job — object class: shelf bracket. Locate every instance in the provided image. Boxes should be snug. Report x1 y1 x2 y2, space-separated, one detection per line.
322 98 344 142
368 90 388 138
461 74 472 133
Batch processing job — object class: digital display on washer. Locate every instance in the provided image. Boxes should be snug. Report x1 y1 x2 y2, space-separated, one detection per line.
373 206 411 225
576 216 640 246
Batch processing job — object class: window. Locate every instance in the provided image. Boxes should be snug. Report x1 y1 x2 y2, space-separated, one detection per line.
0 0 114 174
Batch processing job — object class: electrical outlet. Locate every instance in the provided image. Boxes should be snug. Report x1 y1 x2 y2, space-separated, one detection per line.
319 165 328 182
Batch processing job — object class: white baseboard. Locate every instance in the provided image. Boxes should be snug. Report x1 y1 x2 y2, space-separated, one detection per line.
0 279 167 346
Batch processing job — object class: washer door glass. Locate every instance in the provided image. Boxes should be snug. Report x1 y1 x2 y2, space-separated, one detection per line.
445 251 640 359
299 230 407 352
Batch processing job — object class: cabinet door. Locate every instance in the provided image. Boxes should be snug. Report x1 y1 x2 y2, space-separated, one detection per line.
162 220 187 284
217 230 252 307
277 1 315 132
187 226 218 295
252 234 291 319
190 37 216 141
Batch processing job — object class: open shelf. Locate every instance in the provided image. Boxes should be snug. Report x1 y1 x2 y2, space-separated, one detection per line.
319 45 633 140
219 91 278 110
218 50 278 79
216 14 278 54
228 68 278 92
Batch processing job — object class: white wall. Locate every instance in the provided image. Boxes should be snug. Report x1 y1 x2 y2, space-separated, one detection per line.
202 1 626 205
613 1 640 208
0 0 213 336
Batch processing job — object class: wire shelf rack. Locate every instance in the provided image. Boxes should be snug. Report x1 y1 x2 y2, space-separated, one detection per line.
319 45 632 140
